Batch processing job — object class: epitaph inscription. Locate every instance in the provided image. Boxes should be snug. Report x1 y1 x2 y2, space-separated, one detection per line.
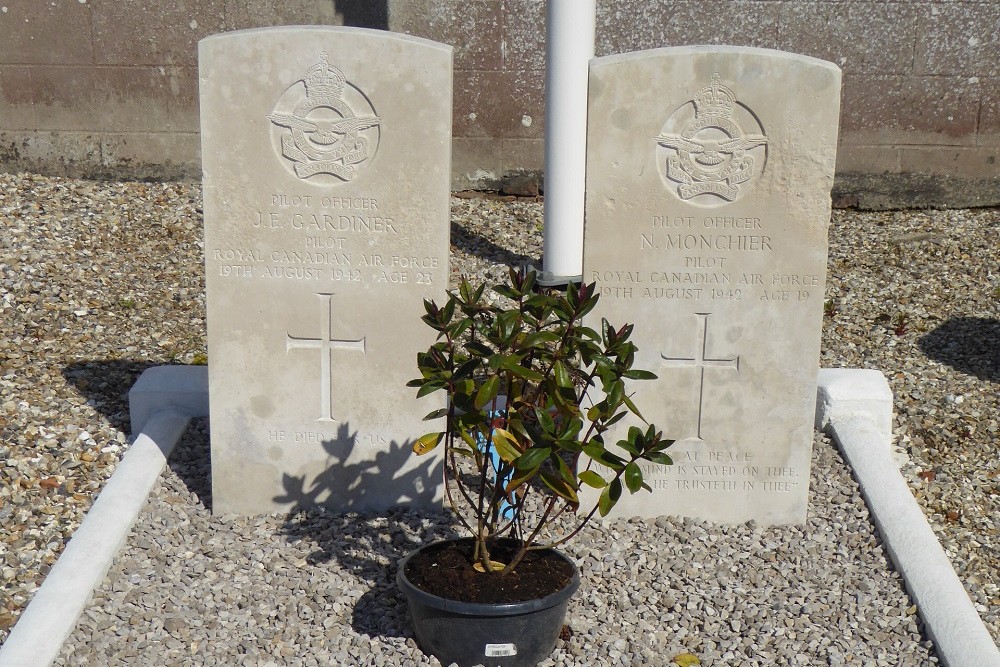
583 46 841 524
201 27 452 514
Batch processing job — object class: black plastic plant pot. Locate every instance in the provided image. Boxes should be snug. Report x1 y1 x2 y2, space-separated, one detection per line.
397 540 580 667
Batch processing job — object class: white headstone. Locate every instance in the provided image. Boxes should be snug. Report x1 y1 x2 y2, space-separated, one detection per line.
200 27 451 514
583 46 841 524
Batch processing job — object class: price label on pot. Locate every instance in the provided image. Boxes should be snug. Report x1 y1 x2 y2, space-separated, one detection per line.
485 643 517 657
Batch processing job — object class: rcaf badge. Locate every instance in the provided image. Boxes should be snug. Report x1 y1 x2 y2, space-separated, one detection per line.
268 53 381 184
654 74 767 205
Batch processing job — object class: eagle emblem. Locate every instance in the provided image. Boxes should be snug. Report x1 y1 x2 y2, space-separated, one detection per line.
655 74 767 204
268 53 381 183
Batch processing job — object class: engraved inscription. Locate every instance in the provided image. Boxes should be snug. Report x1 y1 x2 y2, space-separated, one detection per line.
660 312 739 441
655 74 767 206
269 53 381 185
597 449 802 495
286 293 366 422
592 213 820 304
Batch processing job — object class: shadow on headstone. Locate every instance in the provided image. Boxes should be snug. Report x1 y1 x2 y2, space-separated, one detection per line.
336 0 389 29
273 422 457 638
272 422 440 512
61 359 163 434
918 317 1000 383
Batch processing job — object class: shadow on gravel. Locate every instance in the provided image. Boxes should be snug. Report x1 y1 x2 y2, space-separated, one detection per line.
274 425 458 638
280 506 460 639
167 417 214 509
61 359 162 434
451 219 541 271
918 317 1000 383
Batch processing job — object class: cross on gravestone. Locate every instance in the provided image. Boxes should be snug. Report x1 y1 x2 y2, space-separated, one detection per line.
286 292 366 422
659 312 739 441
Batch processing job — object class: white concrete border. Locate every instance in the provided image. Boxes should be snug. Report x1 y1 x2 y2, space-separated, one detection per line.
0 366 209 667
816 368 1000 667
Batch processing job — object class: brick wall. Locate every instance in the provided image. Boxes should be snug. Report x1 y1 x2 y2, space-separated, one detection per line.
0 0 996 208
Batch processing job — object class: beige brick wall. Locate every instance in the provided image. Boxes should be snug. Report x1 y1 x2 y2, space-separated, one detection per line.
0 0 996 208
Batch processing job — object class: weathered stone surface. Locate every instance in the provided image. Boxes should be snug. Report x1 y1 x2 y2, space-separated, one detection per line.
200 27 451 514
582 46 841 524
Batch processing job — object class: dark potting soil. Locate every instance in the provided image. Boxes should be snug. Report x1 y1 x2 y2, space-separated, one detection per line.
404 538 575 604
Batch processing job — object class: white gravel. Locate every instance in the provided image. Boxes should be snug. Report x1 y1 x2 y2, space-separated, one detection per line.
55 424 937 666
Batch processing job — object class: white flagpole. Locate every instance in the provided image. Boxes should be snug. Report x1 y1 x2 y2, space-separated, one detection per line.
540 0 596 286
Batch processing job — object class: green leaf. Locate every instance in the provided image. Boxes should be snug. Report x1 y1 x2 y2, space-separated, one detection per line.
535 406 556 434
583 443 626 470
647 452 674 466
597 478 622 517
452 358 480 381
540 470 578 504
441 297 456 324
422 408 449 421
416 381 444 398
623 369 657 381
601 318 614 346
617 438 640 456
474 375 501 410
517 447 551 471
622 393 646 422
490 427 522 464
606 381 623 410
552 451 576 485
504 466 538 495
553 360 573 389
466 341 493 357
412 432 442 455
501 356 544 382
579 470 607 488
624 461 643 493
451 317 472 338
522 331 560 347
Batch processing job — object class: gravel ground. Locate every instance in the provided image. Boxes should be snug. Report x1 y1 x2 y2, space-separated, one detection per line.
1 173 998 663
55 424 936 666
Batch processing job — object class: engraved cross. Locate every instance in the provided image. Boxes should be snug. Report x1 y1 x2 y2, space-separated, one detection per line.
660 312 739 441
286 293 366 422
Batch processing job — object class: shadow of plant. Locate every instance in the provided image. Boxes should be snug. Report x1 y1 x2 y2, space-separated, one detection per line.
918 317 999 383
273 423 459 638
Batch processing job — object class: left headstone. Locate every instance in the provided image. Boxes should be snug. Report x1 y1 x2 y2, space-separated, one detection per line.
200 27 451 515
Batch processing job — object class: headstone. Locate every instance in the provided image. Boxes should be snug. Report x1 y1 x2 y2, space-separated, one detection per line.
200 27 451 514
582 46 841 524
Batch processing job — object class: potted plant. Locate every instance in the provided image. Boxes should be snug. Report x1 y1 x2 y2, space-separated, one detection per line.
398 268 675 667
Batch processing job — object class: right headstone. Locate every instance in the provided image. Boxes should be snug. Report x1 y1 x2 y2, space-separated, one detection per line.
583 46 841 525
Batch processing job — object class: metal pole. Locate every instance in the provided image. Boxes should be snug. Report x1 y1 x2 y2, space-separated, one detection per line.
540 0 596 286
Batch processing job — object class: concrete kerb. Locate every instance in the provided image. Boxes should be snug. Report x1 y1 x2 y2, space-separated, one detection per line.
0 365 209 667
2 366 998 665
816 368 1000 667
